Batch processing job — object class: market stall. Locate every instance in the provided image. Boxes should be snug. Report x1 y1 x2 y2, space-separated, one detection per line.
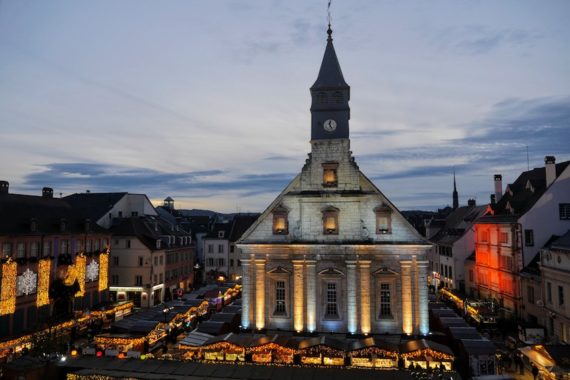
399 339 454 370
348 337 398 368
247 335 296 364
94 333 146 354
519 345 570 380
297 336 346 366
186 333 250 362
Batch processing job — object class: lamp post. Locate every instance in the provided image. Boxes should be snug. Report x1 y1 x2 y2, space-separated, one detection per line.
193 263 201 289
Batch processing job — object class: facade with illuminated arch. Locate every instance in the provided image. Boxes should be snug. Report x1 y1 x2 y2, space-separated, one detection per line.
237 27 431 336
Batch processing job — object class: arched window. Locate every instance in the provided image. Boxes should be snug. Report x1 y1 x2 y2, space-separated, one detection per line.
322 162 338 187
272 206 289 235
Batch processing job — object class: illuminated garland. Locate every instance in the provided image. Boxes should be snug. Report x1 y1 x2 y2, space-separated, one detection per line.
247 342 295 356
348 347 398 359
299 344 345 358
0 260 17 316
75 255 86 297
400 348 453 361
37 259 51 307
98 252 108 291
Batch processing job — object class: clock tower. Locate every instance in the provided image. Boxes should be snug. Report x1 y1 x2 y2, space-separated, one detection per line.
310 26 350 141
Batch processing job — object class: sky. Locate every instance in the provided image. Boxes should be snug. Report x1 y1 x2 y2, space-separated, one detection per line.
1 0 569 213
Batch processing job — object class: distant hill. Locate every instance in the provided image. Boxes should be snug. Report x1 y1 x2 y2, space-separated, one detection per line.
177 209 260 219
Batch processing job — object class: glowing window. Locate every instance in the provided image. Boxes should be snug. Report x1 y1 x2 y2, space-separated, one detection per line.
322 208 339 235
272 210 288 235
322 163 338 187
479 229 489 243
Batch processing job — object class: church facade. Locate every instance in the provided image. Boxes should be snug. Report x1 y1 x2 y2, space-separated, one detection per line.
237 27 431 336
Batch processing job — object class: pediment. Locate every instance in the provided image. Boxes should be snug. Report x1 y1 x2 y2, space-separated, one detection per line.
267 266 291 274
373 267 399 276
318 267 345 276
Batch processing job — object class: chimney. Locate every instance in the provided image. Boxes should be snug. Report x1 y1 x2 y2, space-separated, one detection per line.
0 181 8 194
467 199 476 207
490 194 496 205
42 187 53 198
545 156 556 187
494 174 502 203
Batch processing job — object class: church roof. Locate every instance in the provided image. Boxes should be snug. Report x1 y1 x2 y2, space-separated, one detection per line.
311 27 348 90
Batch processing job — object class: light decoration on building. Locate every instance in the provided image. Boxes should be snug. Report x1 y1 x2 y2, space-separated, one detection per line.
75 254 86 297
247 342 295 364
94 335 146 352
348 346 398 359
401 346 454 370
37 259 51 307
0 259 17 316
98 252 109 291
86 259 99 282
16 268 37 296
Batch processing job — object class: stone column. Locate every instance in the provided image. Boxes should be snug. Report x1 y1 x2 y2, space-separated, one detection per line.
400 260 413 335
346 260 357 334
241 259 251 329
255 258 266 330
306 260 317 332
293 260 304 332
359 260 372 334
417 260 430 335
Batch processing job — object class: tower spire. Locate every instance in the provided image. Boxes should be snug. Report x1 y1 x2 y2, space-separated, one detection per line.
452 169 459 210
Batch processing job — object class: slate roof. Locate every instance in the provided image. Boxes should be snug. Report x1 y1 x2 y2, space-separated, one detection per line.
311 28 349 89
63 192 127 221
521 253 541 277
430 205 487 246
0 193 108 235
205 222 232 239
228 215 259 242
480 160 570 221
459 338 496 356
551 230 570 251
110 216 192 251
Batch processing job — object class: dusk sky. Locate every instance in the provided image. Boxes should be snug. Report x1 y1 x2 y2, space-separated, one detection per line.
1 1 569 213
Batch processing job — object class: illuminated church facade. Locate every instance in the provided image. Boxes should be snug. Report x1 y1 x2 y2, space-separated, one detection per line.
237 27 431 336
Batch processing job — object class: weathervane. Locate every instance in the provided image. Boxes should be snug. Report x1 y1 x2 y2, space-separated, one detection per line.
327 0 333 40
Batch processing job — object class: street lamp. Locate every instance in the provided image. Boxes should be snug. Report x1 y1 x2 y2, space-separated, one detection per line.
193 263 201 289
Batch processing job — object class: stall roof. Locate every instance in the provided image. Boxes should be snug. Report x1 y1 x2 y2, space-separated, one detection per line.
438 317 470 328
248 334 294 349
348 337 398 352
203 332 255 348
460 339 496 355
542 345 570 371
431 309 460 318
400 339 454 356
210 313 240 324
448 327 483 340
296 335 347 352
179 331 214 347
196 321 229 335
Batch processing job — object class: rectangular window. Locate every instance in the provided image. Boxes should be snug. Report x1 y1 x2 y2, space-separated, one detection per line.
131 211 138 217
94 239 100 251
159 256 163 265
272 212 288 235
113 256 119 266
449 266 453 279
60 240 69 254
217 258 224 267
111 275 119 285
559 285 564 306
238 260 241 267
218 244 224 253
16 242 25 258
326 283 338 317
207 244 214 254
528 286 535 304
499 231 509 244
547 282 552 303
500 255 513 271
159 273 163 283
30 242 39 257
126 240 131 249
444 265 448 278
469 270 474 282
138 256 143 266
525 230 534 247
480 230 489 243
322 163 338 187
207 258 214 266
86 240 92 253
560 204 570 220
379 283 391 317
135 275 143 286
230 245 235 253
154 256 158 266
274 280 286 315
440 264 444 275
154 274 157 284
230 259 234 267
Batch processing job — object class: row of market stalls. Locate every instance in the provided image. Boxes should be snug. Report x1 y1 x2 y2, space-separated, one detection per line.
178 333 454 369
430 302 497 378
518 344 570 380
0 301 134 361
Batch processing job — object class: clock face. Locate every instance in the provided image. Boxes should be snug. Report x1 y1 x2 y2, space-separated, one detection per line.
323 119 337 132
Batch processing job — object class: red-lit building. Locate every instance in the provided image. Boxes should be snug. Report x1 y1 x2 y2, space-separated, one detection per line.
471 157 570 319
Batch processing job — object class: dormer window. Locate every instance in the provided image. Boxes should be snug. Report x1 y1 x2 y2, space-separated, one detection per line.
218 231 225 238
322 163 338 187
60 218 67 232
374 205 392 234
272 206 289 235
322 207 339 235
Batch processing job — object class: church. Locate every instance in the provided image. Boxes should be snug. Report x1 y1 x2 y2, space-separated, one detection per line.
237 26 431 336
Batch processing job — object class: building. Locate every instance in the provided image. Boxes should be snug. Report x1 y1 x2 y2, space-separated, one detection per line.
0 182 111 339
519 253 543 327
236 27 431 335
473 156 570 317
428 199 487 292
203 222 232 282
540 231 570 343
64 192 194 307
227 215 258 281
108 216 193 307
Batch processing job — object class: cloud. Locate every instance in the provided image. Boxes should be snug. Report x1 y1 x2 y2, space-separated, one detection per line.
21 162 295 200
434 25 541 55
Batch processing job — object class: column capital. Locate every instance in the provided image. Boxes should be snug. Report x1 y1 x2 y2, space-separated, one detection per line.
254 258 266 265
400 260 413 267
305 260 317 266
345 260 358 266
292 260 305 265
358 260 372 266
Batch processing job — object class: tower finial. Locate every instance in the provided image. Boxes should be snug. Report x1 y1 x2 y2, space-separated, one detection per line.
327 0 333 41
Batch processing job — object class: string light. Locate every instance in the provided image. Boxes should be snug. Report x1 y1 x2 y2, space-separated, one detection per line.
76 254 86 297
98 252 108 291
0 259 17 316
36 259 51 307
